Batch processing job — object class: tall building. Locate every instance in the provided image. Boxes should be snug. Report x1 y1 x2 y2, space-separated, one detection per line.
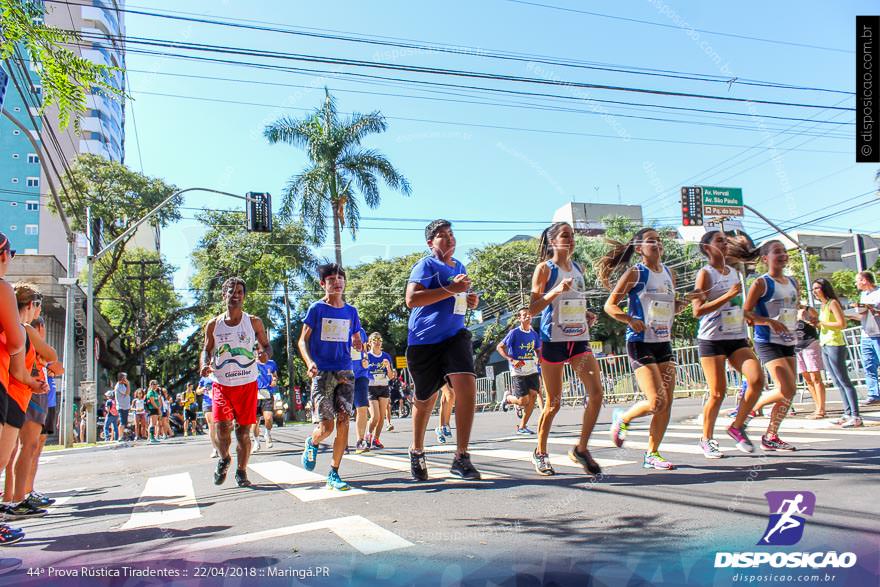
552 202 644 236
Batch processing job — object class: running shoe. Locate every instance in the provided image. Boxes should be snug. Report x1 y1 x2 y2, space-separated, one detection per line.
442 425 452 438
234 469 252 488
727 425 755 454
0 526 24 546
409 449 428 481
515 405 524 419
515 426 531 435
761 434 796 451
700 438 723 459
213 457 231 485
643 452 675 470
302 437 319 471
3 501 47 520
326 470 351 491
568 446 602 475
252 436 261 453
265 433 274 449
610 408 628 448
435 426 446 444
355 439 370 454
501 394 512 412
523 426 536 435
371 439 385 450
727 407 739 418
532 450 555 476
386 423 394 432
830 416 849 425
863 397 880 405
210 448 219 458
25 492 54 508
841 416 863 428
150 437 159 444
450 453 481 480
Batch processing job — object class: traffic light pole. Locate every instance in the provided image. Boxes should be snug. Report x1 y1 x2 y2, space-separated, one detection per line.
86 188 251 397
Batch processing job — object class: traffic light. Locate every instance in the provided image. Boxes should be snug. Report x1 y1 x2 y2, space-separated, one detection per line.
246 192 273 233
681 186 703 226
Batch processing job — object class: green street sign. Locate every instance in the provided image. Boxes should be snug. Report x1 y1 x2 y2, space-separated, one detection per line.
701 186 743 217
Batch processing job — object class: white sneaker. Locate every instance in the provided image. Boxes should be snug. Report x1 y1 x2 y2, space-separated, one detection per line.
210 448 219 459
841 416 863 428
253 436 261 452
264 432 273 448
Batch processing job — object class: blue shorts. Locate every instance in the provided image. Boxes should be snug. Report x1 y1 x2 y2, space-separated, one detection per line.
353 377 370 409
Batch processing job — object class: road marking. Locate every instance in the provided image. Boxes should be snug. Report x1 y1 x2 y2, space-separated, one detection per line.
38 456 59 465
120 473 200 530
249 460 367 501
172 515 412 555
518 436 707 455
427 446 634 469
344 453 508 479
538 430 837 444
665 423 880 436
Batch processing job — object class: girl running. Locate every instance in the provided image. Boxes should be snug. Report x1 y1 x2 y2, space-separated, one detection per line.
601 228 681 470
743 240 800 451
690 230 764 458
528 222 603 476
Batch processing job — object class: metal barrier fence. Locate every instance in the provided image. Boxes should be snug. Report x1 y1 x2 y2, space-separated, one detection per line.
486 327 869 410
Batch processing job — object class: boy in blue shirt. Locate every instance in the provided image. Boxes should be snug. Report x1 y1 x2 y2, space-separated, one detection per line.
350 327 371 453
405 220 481 481
497 307 542 434
298 263 364 491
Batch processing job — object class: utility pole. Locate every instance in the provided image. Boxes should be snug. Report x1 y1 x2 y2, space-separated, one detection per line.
283 277 295 416
123 259 162 390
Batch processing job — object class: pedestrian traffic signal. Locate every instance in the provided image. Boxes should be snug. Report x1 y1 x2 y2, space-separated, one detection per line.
681 186 703 226
246 192 273 233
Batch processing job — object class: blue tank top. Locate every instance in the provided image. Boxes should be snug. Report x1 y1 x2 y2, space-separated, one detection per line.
539 259 590 343
753 274 798 346
625 263 675 343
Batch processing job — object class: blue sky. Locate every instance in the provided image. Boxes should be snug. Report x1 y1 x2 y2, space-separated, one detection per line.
115 0 876 304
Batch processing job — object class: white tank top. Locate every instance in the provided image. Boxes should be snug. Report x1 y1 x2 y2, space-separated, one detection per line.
540 261 590 343
697 265 746 341
211 312 259 386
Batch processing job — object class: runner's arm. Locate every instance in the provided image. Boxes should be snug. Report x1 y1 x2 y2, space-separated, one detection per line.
405 280 461 308
603 267 639 326
528 263 559 316
199 319 216 377
495 340 515 362
252 316 273 358
0 281 24 354
297 325 318 375
24 323 58 363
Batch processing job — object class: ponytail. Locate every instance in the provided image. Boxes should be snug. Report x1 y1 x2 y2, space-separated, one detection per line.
723 231 762 266
536 222 572 262
597 227 654 289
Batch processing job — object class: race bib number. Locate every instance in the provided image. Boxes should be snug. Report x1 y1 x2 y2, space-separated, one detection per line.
777 308 797 330
720 308 744 333
373 374 389 385
350 348 362 361
513 358 538 376
257 388 270 400
453 292 468 315
648 300 674 327
320 318 350 342
559 298 587 325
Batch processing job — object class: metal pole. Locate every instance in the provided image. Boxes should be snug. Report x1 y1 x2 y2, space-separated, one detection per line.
61 238 77 447
854 233 865 272
86 207 95 384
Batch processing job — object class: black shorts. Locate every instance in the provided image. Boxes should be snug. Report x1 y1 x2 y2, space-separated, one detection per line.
511 373 541 397
42 406 56 435
755 341 796 363
697 338 751 358
368 385 390 400
185 409 198 422
258 398 274 414
6 398 25 429
541 341 591 364
0 383 8 426
389 386 403 402
147 406 160 416
406 329 475 402
627 341 675 370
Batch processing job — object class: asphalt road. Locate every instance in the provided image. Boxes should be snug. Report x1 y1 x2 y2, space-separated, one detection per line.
2 398 878 586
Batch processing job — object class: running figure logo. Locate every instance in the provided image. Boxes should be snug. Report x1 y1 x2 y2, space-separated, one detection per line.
759 491 816 546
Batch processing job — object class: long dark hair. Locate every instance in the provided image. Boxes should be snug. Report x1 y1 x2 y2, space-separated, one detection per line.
812 278 838 302
597 227 655 289
536 222 572 262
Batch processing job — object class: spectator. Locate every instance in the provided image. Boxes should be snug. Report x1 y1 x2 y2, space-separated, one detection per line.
170 394 185 435
133 389 147 440
814 279 861 427
183 384 199 437
78 406 87 444
852 271 880 405
795 306 825 418
113 372 131 437
103 391 119 441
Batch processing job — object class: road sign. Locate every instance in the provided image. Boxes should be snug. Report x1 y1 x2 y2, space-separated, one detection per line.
395 356 407 370
0 67 8 112
701 186 744 217
681 186 703 226
246 192 273 232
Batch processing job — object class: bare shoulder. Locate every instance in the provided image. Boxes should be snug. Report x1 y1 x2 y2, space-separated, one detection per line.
250 314 265 329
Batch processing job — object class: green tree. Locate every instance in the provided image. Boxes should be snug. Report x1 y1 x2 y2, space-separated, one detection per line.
52 154 180 297
264 89 412 265
0 0 123 129
781 252 823 300
830 269 859 301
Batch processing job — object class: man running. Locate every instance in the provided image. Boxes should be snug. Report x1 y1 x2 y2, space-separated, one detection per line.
497 307 542 434
200 277 271 488
254 352 279 450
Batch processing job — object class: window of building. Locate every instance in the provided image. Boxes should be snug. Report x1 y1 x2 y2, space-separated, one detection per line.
24 225 38 236
11 154 19 160
12 107 20 113
26 177 39 188
12 130 20 136
11 178 19 184
8 225 16 231
27 154 38 164
23 249 38 255
26 201 39 211
9 202 17 207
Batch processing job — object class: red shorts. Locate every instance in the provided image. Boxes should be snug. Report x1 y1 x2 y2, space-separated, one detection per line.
212 381 258 426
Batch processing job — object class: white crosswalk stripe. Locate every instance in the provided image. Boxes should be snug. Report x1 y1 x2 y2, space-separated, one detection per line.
426 444 636 469
344 452 509 479
120 473 200 530
249 460 368 501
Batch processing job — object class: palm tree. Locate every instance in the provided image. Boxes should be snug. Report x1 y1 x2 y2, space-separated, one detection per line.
264 89 412 265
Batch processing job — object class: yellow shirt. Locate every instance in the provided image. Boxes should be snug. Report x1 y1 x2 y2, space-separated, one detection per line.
184 390 196 408
819 302 845 347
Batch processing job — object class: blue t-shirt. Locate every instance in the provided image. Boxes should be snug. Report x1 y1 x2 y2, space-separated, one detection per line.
407 256 468 346
501 327 542 362
304 301 362 371
351 328 369 379
367 351 394 386
199 377 214 407
257 359 278 392
47 376 57 408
